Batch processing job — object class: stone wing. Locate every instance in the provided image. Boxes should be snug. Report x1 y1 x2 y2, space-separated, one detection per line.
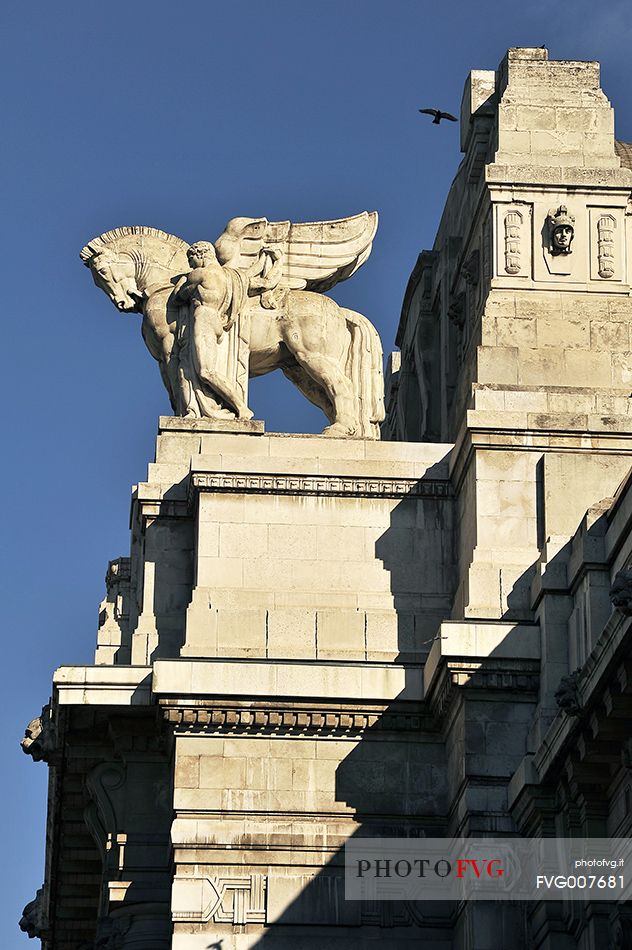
214 211 378 292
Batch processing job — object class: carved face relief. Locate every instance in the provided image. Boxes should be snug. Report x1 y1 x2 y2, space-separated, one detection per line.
547 205 575 256
552 225 573 252
90 252 140 312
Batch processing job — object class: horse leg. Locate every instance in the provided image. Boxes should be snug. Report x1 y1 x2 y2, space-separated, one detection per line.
158 357 178 413
279 293 358 435
291 347 357 436
281 362 334 422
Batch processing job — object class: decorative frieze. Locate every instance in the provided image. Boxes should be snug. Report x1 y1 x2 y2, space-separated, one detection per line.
161 701 429 735
172 875 428 928
190 471 451 501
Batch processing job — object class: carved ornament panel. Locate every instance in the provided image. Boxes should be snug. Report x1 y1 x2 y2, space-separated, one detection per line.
495 203 532 279
589 207 625 283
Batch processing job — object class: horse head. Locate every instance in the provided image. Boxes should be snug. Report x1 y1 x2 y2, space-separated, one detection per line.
88 249 141 312
80 226 191 314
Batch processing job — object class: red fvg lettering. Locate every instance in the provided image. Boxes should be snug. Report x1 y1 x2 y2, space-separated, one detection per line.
456 859 505 879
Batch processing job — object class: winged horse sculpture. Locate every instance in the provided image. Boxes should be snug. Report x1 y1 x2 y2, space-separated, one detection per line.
81 212 384 438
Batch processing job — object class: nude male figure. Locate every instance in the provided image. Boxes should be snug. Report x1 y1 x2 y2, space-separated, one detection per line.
176 241 253 419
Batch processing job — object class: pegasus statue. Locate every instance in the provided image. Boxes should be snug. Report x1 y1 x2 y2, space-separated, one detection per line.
81 212 384 438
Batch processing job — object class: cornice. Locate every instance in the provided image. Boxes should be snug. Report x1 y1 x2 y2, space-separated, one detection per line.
160 699 433 736
189 471 452 503
426 659 540 723
450 421 632 492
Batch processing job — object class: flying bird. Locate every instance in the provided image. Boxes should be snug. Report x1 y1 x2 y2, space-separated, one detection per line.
418 108 458 125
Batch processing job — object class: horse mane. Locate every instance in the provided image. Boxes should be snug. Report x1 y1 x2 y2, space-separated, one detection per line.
80 226 190 265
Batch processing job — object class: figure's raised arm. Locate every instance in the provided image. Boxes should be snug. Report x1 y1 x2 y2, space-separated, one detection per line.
214 211 378 293
248 247 284 293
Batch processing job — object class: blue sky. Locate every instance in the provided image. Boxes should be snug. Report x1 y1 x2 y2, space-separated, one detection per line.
3 0 632 944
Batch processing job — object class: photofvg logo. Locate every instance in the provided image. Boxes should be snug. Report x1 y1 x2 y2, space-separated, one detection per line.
344 838 632 902
346 840 518 902
356 856 506 881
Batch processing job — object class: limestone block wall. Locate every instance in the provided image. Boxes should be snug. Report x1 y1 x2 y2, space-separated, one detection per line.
106 419 455 666
466 290 632 426
493 53 617 170
153 658 450 948
170 729 447 936
451 447 540 620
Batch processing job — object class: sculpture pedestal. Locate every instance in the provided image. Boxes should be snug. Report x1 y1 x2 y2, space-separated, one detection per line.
181 426 454 664
119 419 453 667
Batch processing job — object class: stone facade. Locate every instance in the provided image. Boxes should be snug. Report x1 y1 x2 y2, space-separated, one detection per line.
22 48 632 949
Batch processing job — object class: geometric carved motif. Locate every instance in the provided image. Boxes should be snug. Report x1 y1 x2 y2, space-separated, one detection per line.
173 874 432 928
361 899 425 928
172 874 266 925
212 875 266 925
